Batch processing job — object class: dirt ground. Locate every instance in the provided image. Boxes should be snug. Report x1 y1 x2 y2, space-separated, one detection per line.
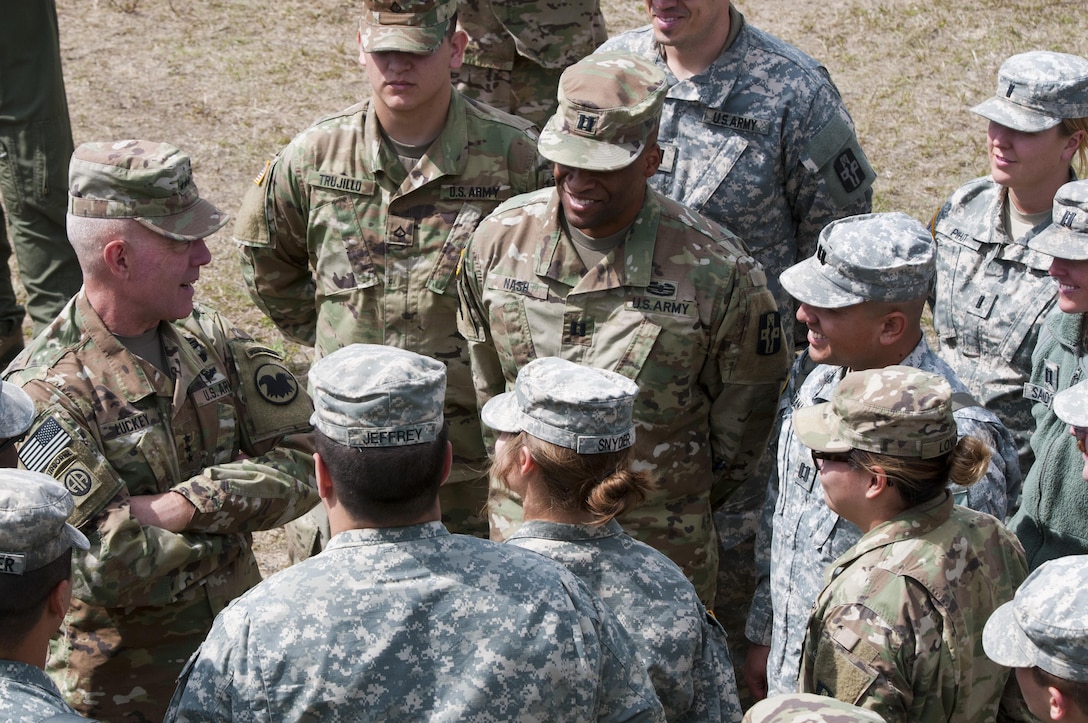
52 0 1085 573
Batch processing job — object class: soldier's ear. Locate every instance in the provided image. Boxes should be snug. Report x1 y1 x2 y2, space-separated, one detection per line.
315 452 335 500
102 239 132 279
357 31 367 68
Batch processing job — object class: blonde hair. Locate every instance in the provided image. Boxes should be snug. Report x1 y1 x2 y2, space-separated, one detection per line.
1062 116 1088 178
493 431 657 524
851 435 991 509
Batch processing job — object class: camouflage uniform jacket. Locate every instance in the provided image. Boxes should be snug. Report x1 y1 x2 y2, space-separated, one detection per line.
930 175 1060 475
506 519 742 723
4 290 317 717
166 522 666 723
598 9 874 346
457 0 606 72
800 492 1029 723
458 186 789 603
238 90 549 489
747 337 1021 696
0 660 92 722
1011 309 1088 568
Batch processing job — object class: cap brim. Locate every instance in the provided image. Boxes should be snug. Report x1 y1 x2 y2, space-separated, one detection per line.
970 97 1061 133
792 402 852 454
780 257 866 309
0 382 34 439
1055 384 1088 426
65 522 89 553
360 24 446 54
1028 225 1088 260
135 197 229 242
538 115 642 172
481 391 523 435
983 600 1038 669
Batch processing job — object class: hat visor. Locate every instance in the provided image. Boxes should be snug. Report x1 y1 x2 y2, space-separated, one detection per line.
971 97 1061 133
134 197 229 242
0 382 34 439
779 257 866 309
982 600 1039 669
1055 384 1088 426
65 522 90 553
1028 225 1088 260
360 25 445 54
481 391 524 435
792 402 852 454
538 118 642 172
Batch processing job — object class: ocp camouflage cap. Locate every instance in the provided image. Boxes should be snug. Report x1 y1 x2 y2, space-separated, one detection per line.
983 555 1088 682
780 212 935 308
359 0 456 54
743 693 886 722
0 470 88 575
1054 379 1088 427
1028 180 1088 260
538 51 666 172
481 357 638 455
794 365 958 459
0 381 33 440
68 140 229 242
972 51 1088 133
309 344 446 448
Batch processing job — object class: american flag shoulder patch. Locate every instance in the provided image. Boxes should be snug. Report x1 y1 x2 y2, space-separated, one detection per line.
19 417 72 473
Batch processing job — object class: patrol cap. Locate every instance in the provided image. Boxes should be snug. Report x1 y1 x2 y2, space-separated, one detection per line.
984 555 1088 682
359 0 456 54
309 344 445 448
0 381 34 440
780 212 935 308
971 51 1088 133
481 357 638 455
68 140 228 242
1054 379 1088 428
538 51 666 172
794 366 958 460
1028 180 1088 260
743 693 886 722
0 470 88 575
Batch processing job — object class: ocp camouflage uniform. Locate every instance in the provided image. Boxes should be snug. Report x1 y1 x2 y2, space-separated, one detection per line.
166 522 666 722
0 661 91 722
748 338 1022 697
800 492 1028 722
3 292 318 722
506 519 741 723
458 185 789 604
930 175 1058 476
237 90 550 547
451 0 607 127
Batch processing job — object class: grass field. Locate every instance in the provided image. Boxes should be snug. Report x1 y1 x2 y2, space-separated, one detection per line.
52 0 1086 570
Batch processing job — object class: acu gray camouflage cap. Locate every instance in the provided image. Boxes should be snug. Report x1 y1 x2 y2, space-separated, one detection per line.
0 470 88 575
1054 378 1088 427
481 357 638 455
1028 180 1088 260
983 555 1088 682
538 51 666 172
0 380 33 440
309 344 446 448
359 0 456 54
972 51 1088 133
743 693 886 722
68 140 229 242
794 365 958 459
780 212 934 308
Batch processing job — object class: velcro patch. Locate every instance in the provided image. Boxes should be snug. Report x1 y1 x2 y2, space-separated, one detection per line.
1024 383 1053 408
702 110 772 135
0 553 26 575
19 417 70 473
309 172 375 196
254 363 300 406
757 311 783 356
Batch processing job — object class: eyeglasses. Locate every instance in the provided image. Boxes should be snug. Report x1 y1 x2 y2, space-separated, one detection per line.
810 449 854 469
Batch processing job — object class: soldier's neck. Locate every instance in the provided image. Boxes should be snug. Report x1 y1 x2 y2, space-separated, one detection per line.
374 86 452 148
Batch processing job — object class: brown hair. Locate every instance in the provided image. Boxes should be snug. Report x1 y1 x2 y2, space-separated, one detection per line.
493 431 657 524
850 435 990 509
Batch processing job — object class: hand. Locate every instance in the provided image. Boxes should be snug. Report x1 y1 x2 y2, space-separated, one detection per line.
743 643 771 702
128 492 197 533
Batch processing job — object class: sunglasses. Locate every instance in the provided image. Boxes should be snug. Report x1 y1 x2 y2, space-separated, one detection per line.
810 449 854 469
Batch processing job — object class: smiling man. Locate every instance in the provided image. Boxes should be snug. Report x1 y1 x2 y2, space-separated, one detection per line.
4 140 319 722
458 51 788 607
236 0 550 555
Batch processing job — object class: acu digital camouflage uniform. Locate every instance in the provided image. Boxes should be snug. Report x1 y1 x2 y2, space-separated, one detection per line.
795 367 1029 723
930 52 1088 476
748 215 1021 697
237 49 550 547
743 693 885 723
507 519 741 723
451 0 607 127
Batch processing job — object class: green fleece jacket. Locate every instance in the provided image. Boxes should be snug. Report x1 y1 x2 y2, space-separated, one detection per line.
1012 308 1088 568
